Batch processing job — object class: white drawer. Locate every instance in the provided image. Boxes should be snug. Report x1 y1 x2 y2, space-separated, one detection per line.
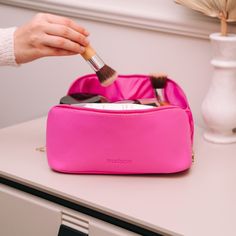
0 184 61 236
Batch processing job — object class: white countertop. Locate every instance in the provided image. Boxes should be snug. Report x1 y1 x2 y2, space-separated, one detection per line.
0 117 236 236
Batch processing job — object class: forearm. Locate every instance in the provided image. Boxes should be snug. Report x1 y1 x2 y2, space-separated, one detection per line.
0 27 18 66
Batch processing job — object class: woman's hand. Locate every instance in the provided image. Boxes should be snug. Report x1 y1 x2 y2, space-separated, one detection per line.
14 13 89 64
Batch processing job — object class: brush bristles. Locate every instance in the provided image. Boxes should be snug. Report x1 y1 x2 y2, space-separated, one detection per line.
149 73 168 89
96 65 118 87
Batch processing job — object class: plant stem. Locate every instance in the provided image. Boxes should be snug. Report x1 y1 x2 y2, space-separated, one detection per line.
220 12 228 36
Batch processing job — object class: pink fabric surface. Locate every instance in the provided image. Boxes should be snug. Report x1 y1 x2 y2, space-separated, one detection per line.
68 74 156 102
46 74 193 174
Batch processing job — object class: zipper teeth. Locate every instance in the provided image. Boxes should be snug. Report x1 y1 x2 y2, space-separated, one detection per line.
56 104 181 115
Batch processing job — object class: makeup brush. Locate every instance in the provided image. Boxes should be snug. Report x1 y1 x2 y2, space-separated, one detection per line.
149 73 168 105
81 45 118 86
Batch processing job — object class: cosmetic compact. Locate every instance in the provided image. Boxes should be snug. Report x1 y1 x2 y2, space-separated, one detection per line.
59 93 109 105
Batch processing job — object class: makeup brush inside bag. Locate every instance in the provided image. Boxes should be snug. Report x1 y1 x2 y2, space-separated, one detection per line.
149 73 169 105
81 45 118 86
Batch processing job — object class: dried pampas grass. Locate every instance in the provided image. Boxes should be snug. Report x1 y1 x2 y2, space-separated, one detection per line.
175 0 236 35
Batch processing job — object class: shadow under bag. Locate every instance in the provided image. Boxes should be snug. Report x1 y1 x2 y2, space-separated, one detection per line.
46 74 194 174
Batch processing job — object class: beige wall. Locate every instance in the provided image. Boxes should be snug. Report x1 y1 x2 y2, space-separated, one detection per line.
0 3 213 128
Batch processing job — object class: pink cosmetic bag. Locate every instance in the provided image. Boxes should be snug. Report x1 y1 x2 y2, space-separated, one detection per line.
46 74 194 174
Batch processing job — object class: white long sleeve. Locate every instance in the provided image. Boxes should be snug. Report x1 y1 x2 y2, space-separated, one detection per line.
0 27 18 66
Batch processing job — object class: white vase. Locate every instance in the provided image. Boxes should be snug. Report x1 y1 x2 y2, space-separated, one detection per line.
202 33 236 143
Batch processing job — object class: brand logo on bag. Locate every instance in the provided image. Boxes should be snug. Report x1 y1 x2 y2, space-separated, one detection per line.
106 158 132 164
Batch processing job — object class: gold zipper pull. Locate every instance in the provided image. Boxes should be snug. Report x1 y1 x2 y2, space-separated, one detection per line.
192 150 195 163
36 146 46 152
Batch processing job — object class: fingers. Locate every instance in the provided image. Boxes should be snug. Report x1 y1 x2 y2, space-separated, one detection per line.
43 13 89 36
42 34 86 54
14 13 90 64
44 23 89 47
41 46 78 57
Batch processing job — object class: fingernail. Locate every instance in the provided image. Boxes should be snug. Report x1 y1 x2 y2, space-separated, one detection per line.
84 30 89 35
80 46 85 53
83 38 89 45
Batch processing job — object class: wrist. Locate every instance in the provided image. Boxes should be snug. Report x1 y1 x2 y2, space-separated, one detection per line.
0 27 18 66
